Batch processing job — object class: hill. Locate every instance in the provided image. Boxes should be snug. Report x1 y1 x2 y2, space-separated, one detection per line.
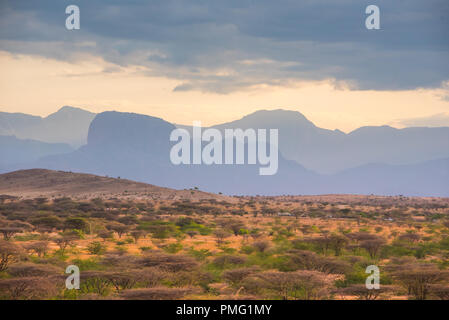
0 106 96 148
0 135 73 167
0 169 231 201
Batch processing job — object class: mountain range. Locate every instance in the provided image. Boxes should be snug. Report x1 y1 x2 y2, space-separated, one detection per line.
210 110 449 174
0 106 96 148
0 107 448 196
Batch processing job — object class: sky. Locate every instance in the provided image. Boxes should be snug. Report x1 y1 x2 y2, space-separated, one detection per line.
0 0 448 131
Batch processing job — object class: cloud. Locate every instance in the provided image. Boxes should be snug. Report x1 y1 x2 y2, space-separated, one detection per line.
0 0 448 93
437 81 449 101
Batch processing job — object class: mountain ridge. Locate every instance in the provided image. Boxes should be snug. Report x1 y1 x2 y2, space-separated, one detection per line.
0 106 96 148
26 110 449 196
1 107 449 196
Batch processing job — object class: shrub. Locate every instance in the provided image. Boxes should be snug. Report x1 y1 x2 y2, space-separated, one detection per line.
163 242 183 254
212 255 247 269
87 242 107 255
0 240 23 271
138 252 198 272
252 241 271 253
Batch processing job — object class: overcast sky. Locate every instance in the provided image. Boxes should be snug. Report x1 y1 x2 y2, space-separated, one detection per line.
0 0 448 130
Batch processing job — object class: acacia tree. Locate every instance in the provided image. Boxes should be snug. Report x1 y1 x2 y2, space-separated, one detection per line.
97 230 114 242
252 241 270 253
214 229 231 246
222 267 259 287
429 284 449 300
286 249 350 274
185 230 199 238
53 232 79 255
64 217 89 233
138 268 167 288
328 234 348 256
335 284 396 300
0 240 22 271
398 233 420 243
391 264 449 300
303 236 332 255
8 263 61 278
346 232 380 244
103 272 142 293
24 241 50 258
106 222 130 238
0 277 58 300
244 270 331 300
31 216 62 233
212 255 246 268
215 218 245 236
138 252 198 272
0 227 23 240
130 230 145 244
290 270 332 300
359 238 386 259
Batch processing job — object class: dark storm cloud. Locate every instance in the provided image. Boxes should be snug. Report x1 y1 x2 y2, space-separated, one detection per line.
0 0 448 92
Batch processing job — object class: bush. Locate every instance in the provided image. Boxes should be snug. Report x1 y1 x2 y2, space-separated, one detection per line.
163 243 183 254
87 242 107 255
138 252 198 272
212 255 247 269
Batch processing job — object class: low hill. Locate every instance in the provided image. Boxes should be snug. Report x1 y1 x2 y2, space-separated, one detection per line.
0 169 231 201
0 135 73 166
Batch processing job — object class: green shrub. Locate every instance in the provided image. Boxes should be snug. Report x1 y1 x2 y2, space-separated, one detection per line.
70 258 103 271
87 241 107 255
187 248 212 261
163 242 183 254
13 233 41 241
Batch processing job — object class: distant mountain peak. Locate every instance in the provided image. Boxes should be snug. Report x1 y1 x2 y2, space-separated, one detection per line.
86 111 176 149
244 109 311 121
47 106 95 118
214 108 316 130
58 105 90 112
349 125 397 136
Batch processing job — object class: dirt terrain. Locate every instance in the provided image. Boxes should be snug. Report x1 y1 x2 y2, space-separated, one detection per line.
0 169 232 201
